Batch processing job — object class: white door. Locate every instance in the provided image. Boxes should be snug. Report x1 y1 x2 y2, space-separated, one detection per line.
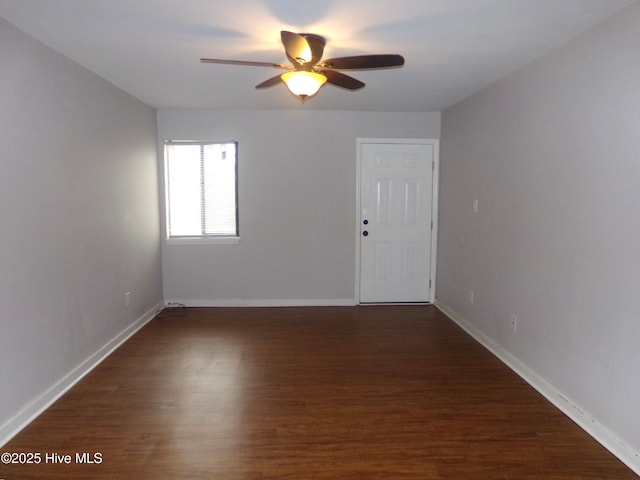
359 141 435 303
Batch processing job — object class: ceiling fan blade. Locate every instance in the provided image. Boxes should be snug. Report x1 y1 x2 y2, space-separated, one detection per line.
281 30 313 65
200 58 288 69
321 69 365 90
320 54 404 70
300 33 326 65
255 75 284 89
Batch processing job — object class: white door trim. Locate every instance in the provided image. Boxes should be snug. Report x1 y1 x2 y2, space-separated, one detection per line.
355 138 439 304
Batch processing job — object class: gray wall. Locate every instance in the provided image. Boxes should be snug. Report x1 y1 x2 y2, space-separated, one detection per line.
157 109 440 305
437 2 640 462
0 18 163 440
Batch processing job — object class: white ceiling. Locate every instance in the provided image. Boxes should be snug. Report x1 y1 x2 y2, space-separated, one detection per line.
0 0 636 111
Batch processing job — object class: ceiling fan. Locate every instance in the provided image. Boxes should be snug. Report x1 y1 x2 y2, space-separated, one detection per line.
200 31 404 101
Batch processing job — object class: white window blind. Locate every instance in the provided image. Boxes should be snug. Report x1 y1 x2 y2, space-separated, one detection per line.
165 141 238 238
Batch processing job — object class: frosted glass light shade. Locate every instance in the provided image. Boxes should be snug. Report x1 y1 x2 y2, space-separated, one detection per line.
281 71 327 98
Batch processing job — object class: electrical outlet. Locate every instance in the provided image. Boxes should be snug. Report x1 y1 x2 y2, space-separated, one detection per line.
511 314 518 331
473 199 479 213
125 291 131 307
468 289 474 305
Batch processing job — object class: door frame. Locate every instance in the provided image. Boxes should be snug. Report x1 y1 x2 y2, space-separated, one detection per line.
355 138 440 304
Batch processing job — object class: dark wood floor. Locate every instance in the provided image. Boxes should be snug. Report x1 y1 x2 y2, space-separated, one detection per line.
2 306 636 479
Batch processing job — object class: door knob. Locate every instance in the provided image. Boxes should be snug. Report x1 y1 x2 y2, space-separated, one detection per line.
363 231 369 236
363 219 369 225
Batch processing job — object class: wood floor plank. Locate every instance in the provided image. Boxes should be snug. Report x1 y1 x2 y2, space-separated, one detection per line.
1 306 636 479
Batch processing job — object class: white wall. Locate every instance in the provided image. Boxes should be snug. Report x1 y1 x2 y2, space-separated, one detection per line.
158 109 440 305
0 18 163 442
437 2 640 470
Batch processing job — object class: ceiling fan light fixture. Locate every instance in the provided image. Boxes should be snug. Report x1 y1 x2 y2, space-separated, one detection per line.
202 31 404 101
281 71 327 99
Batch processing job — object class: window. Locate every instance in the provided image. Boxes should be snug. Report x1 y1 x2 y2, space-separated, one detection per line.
164 141 238 240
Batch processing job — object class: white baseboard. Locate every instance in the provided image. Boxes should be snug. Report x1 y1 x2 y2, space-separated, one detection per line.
434 299 640 477
164 298 357 307
0 302 164 448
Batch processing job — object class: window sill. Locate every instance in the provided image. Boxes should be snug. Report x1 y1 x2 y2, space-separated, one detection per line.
166 237 240 246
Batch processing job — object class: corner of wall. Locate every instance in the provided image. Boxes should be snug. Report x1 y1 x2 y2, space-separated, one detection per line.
434 298 640 477
0 302 164 449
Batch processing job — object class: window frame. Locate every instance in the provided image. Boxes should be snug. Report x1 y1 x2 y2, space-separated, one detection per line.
164 140 240 245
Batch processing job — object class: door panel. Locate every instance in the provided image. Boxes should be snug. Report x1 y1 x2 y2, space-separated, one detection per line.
359 142 434 303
